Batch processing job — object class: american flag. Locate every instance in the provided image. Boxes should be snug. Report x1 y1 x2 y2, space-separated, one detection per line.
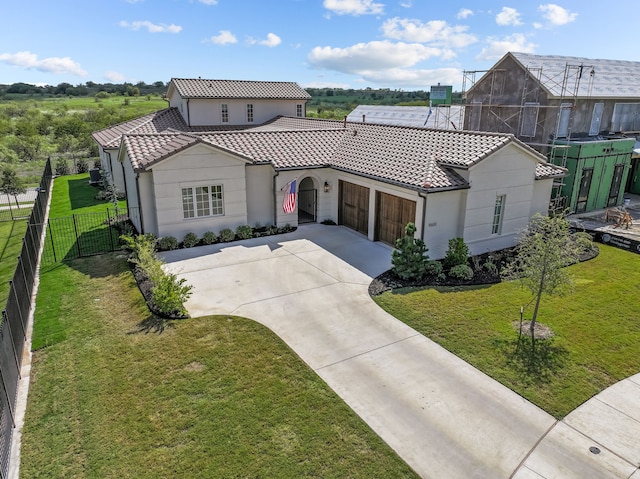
282 179 297 214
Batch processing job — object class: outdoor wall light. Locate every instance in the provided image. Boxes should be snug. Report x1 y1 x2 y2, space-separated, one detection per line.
324 181 331 193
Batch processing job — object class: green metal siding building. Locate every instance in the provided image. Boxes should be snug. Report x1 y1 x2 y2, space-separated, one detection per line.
550 138 634 213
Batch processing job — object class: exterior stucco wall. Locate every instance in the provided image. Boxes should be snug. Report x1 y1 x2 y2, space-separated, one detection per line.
149 144 248 239
422 189 467 260
137 171 157 235
246 164 275 226
185 99 305 127
530 179 553 217
463 145 539 254
121 153 142 233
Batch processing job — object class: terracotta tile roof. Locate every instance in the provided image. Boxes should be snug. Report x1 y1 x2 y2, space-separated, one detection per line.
119 113 566 190
122 133 200 171
199 129 344 168
92 107 249 149
170 78 311 100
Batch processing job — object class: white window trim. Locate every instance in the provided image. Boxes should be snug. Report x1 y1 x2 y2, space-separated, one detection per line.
182 184 224 219
492 195 506 235
221 103 229 123
247 103 254 123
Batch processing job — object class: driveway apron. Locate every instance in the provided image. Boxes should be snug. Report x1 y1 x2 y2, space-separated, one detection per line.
160 224 624 478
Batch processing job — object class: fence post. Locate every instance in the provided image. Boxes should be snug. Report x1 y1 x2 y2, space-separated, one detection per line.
1 310 21 387
106 209 116 252
47 221 57 263
72 214 81 258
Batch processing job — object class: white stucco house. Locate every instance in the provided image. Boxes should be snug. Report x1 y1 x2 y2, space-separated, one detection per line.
92 78 566 259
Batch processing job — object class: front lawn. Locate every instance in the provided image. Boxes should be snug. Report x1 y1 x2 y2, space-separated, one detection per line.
21 254 417 478
373 245 640 419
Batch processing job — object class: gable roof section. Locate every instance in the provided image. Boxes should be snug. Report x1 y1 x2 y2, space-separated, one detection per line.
169 78 311 100
510 52 640 99
122 133 201 171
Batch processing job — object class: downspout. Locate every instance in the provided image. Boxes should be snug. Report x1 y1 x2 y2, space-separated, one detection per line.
272 170 280 226
135 173 145 234
418 190 428 241
106 151 114 180
186 98 191 127
121 157 128 200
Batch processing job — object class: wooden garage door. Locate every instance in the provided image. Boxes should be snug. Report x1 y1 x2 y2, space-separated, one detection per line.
339 180 369 235
375 192 416 246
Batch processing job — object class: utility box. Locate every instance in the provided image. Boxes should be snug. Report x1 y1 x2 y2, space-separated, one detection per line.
549 137 634 213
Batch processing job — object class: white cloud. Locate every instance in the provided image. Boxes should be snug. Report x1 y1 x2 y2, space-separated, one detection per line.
259 33 282 47
400 1 412 7
247 33 282 47
457 8 473 19
308 40 442 74
381 17 477 48
199 0 218 4
476 34 536 61
538 4 577 26
104 71 126 82
209 30 237 45
358 67 461 88
302 80 352 89
119 20 182 33
496 7 522 26
323 0 384 16
0 51 87 76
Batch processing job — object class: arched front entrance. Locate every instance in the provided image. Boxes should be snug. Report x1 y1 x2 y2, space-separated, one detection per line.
298 177 317 223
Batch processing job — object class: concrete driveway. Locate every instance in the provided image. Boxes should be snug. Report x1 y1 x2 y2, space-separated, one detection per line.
161 224 639 478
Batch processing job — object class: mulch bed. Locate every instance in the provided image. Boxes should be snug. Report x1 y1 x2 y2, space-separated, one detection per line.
368 245 600 296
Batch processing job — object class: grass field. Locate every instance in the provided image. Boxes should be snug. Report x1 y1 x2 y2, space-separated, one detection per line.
33 95 167 116
21 254 418 478
373 245 640 419
0 220 28 307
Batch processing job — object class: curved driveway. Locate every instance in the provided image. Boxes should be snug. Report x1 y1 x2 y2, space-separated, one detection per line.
161 224 640 478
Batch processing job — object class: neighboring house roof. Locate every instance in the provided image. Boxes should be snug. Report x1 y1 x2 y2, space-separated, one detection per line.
510 52 640 99
92 107 246 149
120 115 565 191
168 78 312 100
347 105 465 131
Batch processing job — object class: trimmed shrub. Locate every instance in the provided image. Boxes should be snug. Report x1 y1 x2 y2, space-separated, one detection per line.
151 273 192 318
236 225 253 240
449 264 474 281
444 237 470 269
424 259 443 276
483 260 497 275
182 232 199 248
219 228 235 242
391 222 430 280
157 236 178 251
201 231 217 245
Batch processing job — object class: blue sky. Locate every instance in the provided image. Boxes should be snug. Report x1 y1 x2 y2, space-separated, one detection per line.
1 0 637 91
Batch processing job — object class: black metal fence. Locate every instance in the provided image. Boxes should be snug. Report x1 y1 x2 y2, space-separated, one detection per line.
0 159 52 478
41 207 140 266
0 190 38 223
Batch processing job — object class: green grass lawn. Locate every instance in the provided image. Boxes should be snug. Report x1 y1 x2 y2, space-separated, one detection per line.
374 245 640 419
48 173 126 217
21 254 418 478
0 220 27 306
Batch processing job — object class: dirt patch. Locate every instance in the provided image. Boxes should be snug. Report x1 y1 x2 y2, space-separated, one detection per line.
512 321 555 340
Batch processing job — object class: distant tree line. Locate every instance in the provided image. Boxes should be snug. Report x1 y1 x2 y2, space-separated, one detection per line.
0 81 168 99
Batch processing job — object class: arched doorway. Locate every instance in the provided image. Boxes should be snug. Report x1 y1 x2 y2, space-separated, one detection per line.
298 177 317 223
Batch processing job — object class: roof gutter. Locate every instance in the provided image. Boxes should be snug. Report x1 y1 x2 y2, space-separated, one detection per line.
418 190 428 241
135 173 145 234
272 169 280 226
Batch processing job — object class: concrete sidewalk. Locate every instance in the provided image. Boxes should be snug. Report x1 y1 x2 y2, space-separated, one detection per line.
161 224 639 478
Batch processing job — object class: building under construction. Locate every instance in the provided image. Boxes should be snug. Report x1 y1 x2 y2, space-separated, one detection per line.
463 52 640 213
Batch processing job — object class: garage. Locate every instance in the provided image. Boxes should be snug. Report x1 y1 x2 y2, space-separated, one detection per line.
375 192 416 246
339 180 369 235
